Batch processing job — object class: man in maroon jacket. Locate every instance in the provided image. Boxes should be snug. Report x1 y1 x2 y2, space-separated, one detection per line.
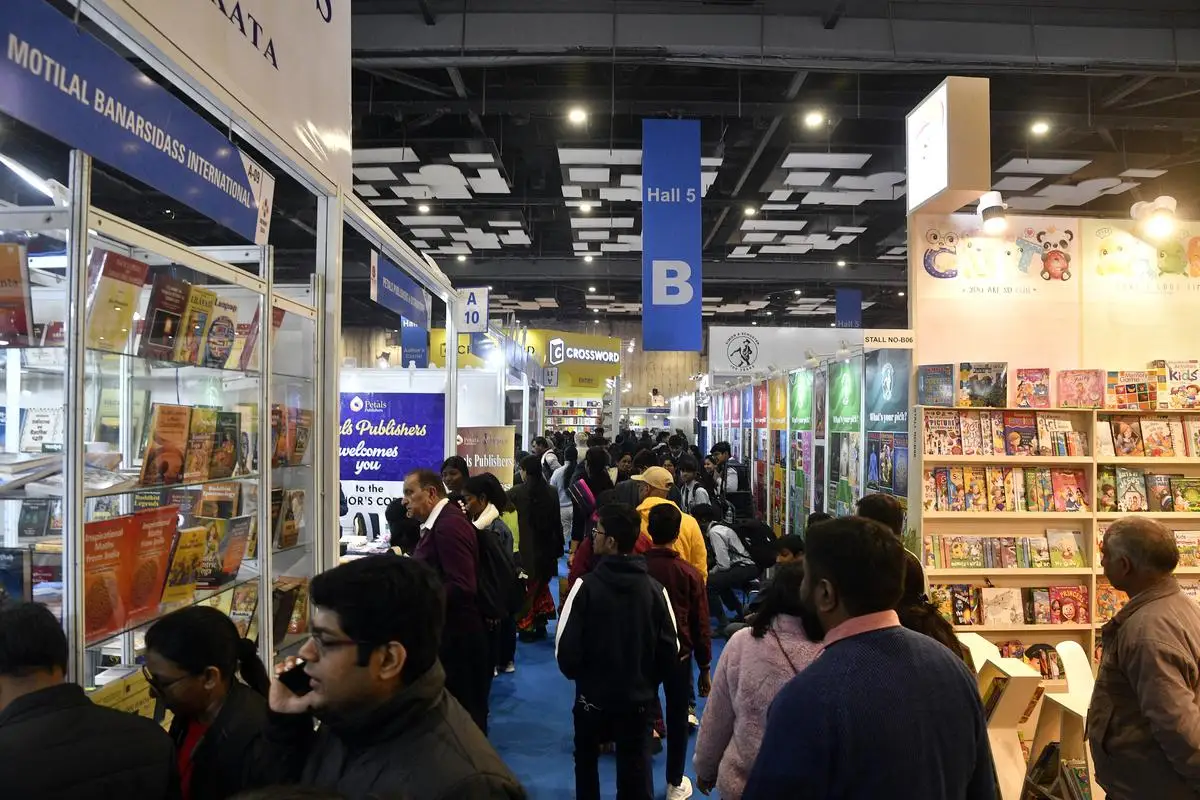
644 503 712 800
404 468 492 734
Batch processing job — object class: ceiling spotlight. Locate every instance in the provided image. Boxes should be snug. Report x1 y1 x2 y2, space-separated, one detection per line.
584 255 594 263
978 190 1009 235
487 285 494 290
1030 120 1051 136
1132 195 1178 240
803 349 819 368
593 318 600 324
588 286 596 292
898 291 906 297
803 110 825 129
793 289 802 296
456 254 467 262
744 206 757 216
751 321 758 326
836 260 846 267
579 202 593 213
417 204 430 214
568 107 588 125
829 322 835 327
766 311 773 316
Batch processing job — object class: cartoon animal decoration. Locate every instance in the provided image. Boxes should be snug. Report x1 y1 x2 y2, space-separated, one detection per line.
1188 237 1200 277
958 236 994 279
922 229 958 279
1014 236 1043 274
1095 233 1134 276
1037 229 1073 281
1158 240 1188 275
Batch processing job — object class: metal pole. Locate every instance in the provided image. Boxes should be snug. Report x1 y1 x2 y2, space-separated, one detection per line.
63 150 91 682
258 263 274 666
316 193 343 571
444 290 459 457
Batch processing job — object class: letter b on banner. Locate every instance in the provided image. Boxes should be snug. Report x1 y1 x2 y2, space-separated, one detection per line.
642 118 702 351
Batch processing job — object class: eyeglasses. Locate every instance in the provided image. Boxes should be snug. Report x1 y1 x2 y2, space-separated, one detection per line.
308 633 371 657
142 664 192 694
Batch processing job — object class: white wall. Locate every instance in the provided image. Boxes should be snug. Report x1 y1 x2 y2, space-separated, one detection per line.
709 326 854 379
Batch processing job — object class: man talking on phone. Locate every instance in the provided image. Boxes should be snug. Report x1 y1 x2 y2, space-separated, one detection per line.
257 555 525 799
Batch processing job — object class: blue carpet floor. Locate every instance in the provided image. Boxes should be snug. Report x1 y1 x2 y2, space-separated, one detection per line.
490 563 727 799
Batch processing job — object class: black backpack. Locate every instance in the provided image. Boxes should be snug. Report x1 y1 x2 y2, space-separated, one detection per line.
736 519 778 571
476 526 523 620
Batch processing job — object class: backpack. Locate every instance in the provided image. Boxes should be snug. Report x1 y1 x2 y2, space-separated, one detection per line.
476 526 523 620
736 519 778 571
568 475 598 521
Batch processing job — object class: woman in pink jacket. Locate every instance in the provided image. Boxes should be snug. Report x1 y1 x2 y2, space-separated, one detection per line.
693 563 822 798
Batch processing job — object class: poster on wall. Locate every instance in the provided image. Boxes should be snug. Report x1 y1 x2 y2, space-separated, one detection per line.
813 369 828 439
339 392 446 526
456 426 517 489
813 443 826 514
911 214 1083 370
828 358 863 516
865 349 912 500
788 370 814 534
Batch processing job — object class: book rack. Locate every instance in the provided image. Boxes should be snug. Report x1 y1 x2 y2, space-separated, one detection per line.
1026 641 1105 800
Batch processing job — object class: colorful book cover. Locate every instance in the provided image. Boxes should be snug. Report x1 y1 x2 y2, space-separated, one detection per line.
917 364 955 406
1171 478 1200 512
1006 467 1022 511
223 323 253 371
1167 416 1187 458
1014 368 1051 408
1144 473 1181 513
1095 415 1117 457
173 285 217 365
980 587 1024 627
1095 582 1129 622
985 467 1007 512
126 506 178 622
999 537 1018 569
1047 529 1086 567
1097 466 1119 511
17 499 52 539
83 516 132 642
202 297 241 369
932 467 950 511
979 413 994 456
160 525 208 606
1036 468 1055 511
288 408 313 466
271 404 291 467
138 404 192 486
960 411 984 456
1050 468 1088 511
922 409 963 456
1023 468 1041 511
1036 413 1079 457
1057 369 1104 409
1002 411 1038 456
182 407 218 484
0 243 34 347
235 403 259 475
957 362 1008 408
84 250 148 353
1106 370 1157 411
0 547 32 604
947 537 984 568
1139 415 1176 457
1186 418 1200 458
1111 418 1145 457
948 467 966 511
1175 532 1200 567
229 582 260 638
194 515 253 588
194 481 242 518
276 490 305 551
928 585 953 622
988 411 1005 455
1150 359 1200 410
1027 588 1051 623
1049 585 1089 624
288 580 310 635
950 584 978 625
1116 467 1150 512
137 274 189 361
208 412 240 480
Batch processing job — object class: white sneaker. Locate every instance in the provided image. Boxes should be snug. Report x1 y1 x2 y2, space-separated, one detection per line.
502 662 516 674
667 776 693 800
688 711 699 728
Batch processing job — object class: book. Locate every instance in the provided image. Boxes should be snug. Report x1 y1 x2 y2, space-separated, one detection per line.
928 585 953 622
1029 536 1051 568
208 412 240 480
137 274 190 361
961 467 988 512
0 547 32 604
165 488 201 528
271 576 303 646
19 408 64 453
289 409 313 466
1050 468 1088 511
126 507 178 622
0 243 33 347
1111 418 1145 457
1096 582 1128 622
1002 411 1037 456
1014 368 1051 408
1047 529 1086 567
1167 416 1188 458
1024 642 1062 679
194 516 253 588
1107 370 1157 410
173 285 217 365
235 403 259 474
239 305 287 372
1116 467 1150 512
288 580 310 635
947 536 983 568
917 364 955 406
83 516 131 642
1057 369 1104 409
980 587 1024 626
1144 473 1180 513
922 409 962 456
1097 466 1119 511
950 584 978 625
932 468 950 511
1049 585 1089 624
989 411 1006 454
200 296 241 368
1186 418 1200 458
999 536 1018 569
182 407 218 484
922 469 939 511
275 490 304 550
160 525 208 606
1150 359 1200 409
1175 532 1200 567
194 481 242 518
229 582 260 638
1095 414 1117 457
985 467 1007 511
957 362 1008 407
223 323 254 371
138 404 192 486
17 498 52 538
959 411 984 456
271 405 291 467
1140 415 1177 457
1171 477 1200 512
84 249 148 353
947 467 965 511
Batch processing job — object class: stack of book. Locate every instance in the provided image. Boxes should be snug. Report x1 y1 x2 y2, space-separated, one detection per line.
922 465 1089 513
922 409 1090 458
924 530 1085 570
1097 413 1200 458
1098 466 1200 513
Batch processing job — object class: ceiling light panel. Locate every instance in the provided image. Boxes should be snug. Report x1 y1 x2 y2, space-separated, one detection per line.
782 153 872 170
353 147 418 164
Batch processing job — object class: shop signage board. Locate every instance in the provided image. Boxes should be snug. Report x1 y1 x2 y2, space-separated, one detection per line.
400 318 428 368
339 392 445 516
906 76 991 215
835 288 863 328
370 251 431 329
455 287 490 334
456 426 517 488
708 326 849 377
864 329 916 349
642 118 702 351
0 0 275 244
86 0 352 188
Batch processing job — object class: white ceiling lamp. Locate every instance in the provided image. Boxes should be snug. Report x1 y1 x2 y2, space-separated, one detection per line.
836 260 846 267
793 289 802 296
587 286 596 292
0 153 67 205
568 107 588 125
803 110 825 129
978 190 1009 235
1030 119 1051 136
583 255 594 263
417 203 431 214
456 254 467 262
743 206 757 216
1132 195 1178 240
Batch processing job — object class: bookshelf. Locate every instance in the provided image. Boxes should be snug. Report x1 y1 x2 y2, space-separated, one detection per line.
0 204 322 685
543 397 603 433
911 405 1200 676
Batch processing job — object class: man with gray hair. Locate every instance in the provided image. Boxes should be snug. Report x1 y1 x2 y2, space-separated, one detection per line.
1088 516 1200 799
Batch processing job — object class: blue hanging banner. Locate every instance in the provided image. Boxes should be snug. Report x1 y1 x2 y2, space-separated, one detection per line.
835 288 863 329
400 318 428 368
0 0 274 244
370 252 431 329
641 118 702 351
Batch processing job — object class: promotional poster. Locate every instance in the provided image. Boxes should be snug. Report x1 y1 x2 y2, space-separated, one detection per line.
456 426 517 488
865 349 912 433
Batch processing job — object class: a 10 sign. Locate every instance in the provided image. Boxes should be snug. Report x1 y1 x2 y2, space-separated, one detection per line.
455 287 490 333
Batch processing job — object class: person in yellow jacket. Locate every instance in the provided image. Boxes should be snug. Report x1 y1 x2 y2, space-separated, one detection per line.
634 467 708 583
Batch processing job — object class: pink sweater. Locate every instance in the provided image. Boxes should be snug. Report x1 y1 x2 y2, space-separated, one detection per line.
692 616 822 800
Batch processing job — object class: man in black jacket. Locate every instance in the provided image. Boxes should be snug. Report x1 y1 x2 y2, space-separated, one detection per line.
261 555 524 799
0 602 179 799
556 503 679 800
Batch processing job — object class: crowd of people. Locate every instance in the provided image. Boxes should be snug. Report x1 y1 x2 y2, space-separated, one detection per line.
1 429 1200 800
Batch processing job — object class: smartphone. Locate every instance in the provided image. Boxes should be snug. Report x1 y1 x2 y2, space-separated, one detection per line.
278 660 312 696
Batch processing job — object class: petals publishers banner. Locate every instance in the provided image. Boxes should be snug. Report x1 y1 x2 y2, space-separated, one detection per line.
339 392 445 516
456 426 517 489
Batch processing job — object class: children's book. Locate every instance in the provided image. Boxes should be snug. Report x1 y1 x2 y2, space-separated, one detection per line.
1185 417 1200 458
84 249 148 353
917 364 955 407
1002 412 1038 456
1166 416 1187 459
1111 418 1145 457
1050 468 1088 512
182 407 218 484
1170 477 1200 512
978 413 994 456
947 467 965 511
1057 369 1104 409
1047 529 1086 567
950 584 979 625
1014 368 1051 408
1175 532 1200 567
1095 415 1116 457
923 409 963 456
173 285 217 365
138 274 190 361
1029 536 1051 569
922 469 939 511
1095 582 1128 622
0 243 34 347
932 468 950 511
989 411 1006 455
1144 473 1180 513
1049 586 1089 624
1035 413 1078 457
138 404 192 486
985 467 1007 512
928 585 953 622
962 467 988 512
1149 359 1200 410
160 525 208 606
1097 466 1119 512
1140 415 1176 457
957 362 1008 408
959 411 984 456
980 587 1025 627
1106 370 1157 410
999 537 1018 569
1116 467 1150 512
